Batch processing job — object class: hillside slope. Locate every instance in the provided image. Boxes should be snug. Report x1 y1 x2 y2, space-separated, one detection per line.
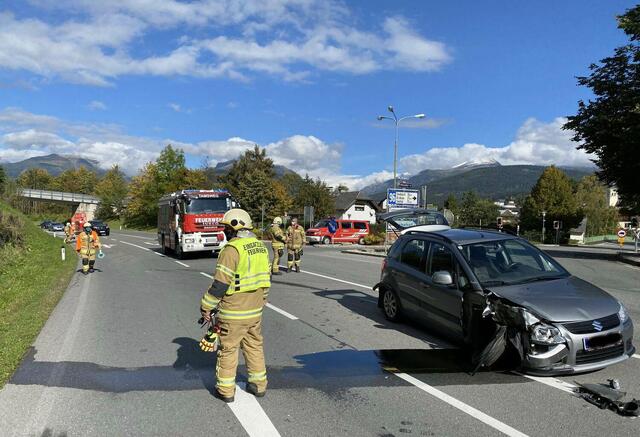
2 154 104 178
0 201 77 386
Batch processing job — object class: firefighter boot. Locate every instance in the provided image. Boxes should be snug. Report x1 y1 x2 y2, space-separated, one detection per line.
89 260 95 273
246 383 265 398
214 390 234 403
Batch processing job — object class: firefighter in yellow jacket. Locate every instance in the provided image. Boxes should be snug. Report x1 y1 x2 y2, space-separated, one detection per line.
200 208 270 403
286 217 305 272
270 217 286 275
76 222 101 274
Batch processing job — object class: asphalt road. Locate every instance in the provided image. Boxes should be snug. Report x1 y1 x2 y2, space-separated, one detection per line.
1 230 640 436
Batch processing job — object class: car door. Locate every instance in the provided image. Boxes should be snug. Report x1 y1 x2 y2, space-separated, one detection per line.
420 241 465 340
393 237 430 316
340 221 355 242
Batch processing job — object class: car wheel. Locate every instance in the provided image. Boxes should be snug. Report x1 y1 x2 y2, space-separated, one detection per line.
358 237 366 245
322 236 331 245
382 288 401 322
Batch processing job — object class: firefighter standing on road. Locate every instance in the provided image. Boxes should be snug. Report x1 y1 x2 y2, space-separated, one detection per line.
76 222 101 274
270 217 286 275
200 208 271 403
64 222 72 243
286 217 305 272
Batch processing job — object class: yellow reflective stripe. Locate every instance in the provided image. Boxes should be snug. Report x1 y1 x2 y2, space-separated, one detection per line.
219 307 262 315
235 280 271 291
248 370 267 381
218 308 263 320
215 264 235 278
200 294 219 310
216 377 236 387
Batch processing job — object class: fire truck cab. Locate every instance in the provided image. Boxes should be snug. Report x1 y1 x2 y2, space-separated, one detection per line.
157 189 234 258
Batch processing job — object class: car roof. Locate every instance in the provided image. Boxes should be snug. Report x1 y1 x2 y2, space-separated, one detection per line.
404 228 515 245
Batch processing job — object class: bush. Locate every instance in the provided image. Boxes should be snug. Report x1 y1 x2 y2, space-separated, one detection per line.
0 209 25 248
363 233 385 245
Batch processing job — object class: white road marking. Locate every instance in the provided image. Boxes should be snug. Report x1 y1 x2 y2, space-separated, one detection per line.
394 373 528 437
102 244 112 249
153 252 166 257
175 260 190 267
118 234 155 240
279 265 371 290
200 272 213 279
266 303 298 320
228 383 281 437
514 372 576 394
143 241 157 246
633 354 640 359
119 240 150 251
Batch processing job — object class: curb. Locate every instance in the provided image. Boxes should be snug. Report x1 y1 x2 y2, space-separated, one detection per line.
341 249 386 258
618 254 640 267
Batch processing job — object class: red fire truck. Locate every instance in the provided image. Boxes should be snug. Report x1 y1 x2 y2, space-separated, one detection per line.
157 189 235 258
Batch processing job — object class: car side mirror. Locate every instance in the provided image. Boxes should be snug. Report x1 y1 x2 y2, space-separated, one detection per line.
432 271 453 286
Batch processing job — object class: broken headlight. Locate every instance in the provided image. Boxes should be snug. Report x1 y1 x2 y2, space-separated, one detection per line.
618 302 629 324
530 323 565 345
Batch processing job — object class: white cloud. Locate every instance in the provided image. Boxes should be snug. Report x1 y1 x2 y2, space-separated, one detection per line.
168 103 182 112
398 117 594 174
88 100 107 111
2 2 452 85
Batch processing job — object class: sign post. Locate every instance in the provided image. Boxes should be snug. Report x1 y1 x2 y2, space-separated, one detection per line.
385 188 420 251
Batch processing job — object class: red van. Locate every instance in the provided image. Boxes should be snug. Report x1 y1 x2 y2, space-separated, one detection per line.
306 219 370 245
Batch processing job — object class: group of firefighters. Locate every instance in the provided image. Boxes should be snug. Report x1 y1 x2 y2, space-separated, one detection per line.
63 221 102 275
199 209 308 403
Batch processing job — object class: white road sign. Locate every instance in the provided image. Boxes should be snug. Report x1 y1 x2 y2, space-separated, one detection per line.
617 229 627 238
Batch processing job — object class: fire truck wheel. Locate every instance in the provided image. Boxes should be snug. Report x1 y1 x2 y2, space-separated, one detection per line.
358 237 366 245
322 236 331 245
175 241 184 259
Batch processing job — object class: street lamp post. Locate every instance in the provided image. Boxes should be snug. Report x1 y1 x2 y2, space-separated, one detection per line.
377 106 425 189
541 210 547 243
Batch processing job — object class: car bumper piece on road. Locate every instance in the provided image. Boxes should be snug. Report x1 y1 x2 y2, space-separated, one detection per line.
306 236 322 243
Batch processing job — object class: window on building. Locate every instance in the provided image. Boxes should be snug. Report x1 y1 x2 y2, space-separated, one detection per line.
355 206 365 211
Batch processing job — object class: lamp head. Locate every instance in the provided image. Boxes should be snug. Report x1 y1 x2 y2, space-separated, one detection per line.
377 115 384 120
387 105 394 113
415 113 426 118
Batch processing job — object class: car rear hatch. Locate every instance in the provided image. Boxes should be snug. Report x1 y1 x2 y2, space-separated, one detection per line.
377 208 451 232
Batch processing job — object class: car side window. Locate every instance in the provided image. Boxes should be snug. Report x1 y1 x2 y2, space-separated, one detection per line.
400 238 428 272
428 243 454 276
341 222 352 229
354 222 367 230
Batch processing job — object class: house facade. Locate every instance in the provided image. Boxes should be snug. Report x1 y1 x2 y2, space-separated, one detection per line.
335 191 379 224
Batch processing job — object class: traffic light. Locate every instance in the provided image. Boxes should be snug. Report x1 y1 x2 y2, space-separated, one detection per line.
632 216 639 229
496 217 503 228
553 220 560 230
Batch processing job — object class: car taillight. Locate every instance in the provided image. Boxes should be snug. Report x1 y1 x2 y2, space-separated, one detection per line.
217 233 224 241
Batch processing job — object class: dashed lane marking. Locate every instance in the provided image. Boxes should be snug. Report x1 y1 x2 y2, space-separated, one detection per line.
153 252 166 257
265 303 299 320
228 383 281 437
102 244 112 249
200 272 213 279
278 265 372 290
119 240 150 251
633 354 640 359
513 372 576 394
116 233 155 240
143 241 157 246
394 373 528 437
175 260 190 267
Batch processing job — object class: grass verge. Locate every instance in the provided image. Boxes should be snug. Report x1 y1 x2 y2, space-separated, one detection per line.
0 201 77 388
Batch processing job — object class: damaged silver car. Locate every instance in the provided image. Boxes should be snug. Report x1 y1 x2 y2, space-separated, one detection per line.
374 216 635 375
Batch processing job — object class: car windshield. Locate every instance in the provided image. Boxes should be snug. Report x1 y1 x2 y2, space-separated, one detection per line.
460 239 569 286
91 221 104 226
186 198 229 213
314 220 330 227
389 211 448 229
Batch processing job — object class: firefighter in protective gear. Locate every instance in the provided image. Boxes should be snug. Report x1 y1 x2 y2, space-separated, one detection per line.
64 222 72 243
286 217 305 272
76 222 101 274
200 208 270 403
270 217 286 275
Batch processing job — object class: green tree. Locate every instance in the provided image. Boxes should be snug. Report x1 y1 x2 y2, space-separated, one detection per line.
124 162 162 227
520 166 580 241
575 175 619 236
457 191 498 227
16 168 53 189
95 165 128 220
50 166 98 194
295 175 335 221
0 166 6 195
564 5 640 212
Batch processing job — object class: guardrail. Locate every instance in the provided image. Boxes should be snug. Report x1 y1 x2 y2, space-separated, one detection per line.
17 188 100 204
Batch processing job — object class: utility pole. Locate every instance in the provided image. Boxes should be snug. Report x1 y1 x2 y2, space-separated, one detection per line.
541 210 547 243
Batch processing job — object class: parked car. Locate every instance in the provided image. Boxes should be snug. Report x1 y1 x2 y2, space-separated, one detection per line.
89 220 110 236
374 210 634 375
50 222 64 232
40 220 53 229
306 219 370 245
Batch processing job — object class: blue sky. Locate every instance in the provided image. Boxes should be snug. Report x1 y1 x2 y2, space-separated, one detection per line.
0 0 636 188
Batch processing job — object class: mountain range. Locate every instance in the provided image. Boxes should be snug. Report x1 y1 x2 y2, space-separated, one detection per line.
1 154 104 178
361 160 594 204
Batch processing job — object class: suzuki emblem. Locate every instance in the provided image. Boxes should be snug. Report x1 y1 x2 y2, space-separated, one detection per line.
592 320 603 332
